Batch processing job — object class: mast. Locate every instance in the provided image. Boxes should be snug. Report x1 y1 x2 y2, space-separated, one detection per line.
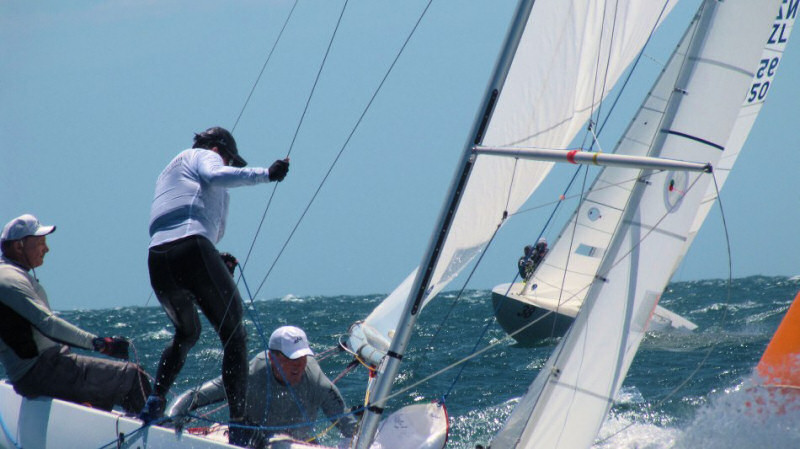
352 0 538 446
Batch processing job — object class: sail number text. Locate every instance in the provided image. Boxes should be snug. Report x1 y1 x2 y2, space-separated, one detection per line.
746 0 796 103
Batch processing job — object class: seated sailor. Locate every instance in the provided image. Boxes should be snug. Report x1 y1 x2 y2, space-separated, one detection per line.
0 213 151 414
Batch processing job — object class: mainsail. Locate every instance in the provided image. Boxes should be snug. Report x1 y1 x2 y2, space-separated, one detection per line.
349 0 679 365
491 1 795 448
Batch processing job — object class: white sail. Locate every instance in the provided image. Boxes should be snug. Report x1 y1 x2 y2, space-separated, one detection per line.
353 0 678 360
680 0 797 266
491 1 793 448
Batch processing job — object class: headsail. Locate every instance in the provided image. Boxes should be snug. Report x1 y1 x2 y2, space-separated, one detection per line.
491 1 794 448
350 0 679 364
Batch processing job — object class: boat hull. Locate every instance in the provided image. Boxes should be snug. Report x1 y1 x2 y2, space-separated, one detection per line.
492 282 697 346
0 381 326 449
491 284 574 345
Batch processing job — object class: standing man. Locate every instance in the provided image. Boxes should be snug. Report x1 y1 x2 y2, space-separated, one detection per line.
167 326 357 448
141 126 289 447
0 214 150 414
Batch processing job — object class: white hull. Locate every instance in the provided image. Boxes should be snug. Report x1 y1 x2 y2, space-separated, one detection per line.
492 282 697 345
0 381 324 449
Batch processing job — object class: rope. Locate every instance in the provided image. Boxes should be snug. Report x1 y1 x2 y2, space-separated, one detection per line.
249 0 436 300
187 406 364 434
239 0 351 283
0 406 22 449
231 0 300 133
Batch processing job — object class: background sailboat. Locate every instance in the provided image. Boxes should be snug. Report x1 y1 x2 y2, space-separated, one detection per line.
491 0 795 345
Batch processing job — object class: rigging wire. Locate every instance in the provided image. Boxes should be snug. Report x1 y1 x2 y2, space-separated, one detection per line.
249 0 437 299
584 0 619 145
239 0 350 277
231 0 300 133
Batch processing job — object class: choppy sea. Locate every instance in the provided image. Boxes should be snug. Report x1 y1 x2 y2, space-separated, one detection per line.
4 275 800 448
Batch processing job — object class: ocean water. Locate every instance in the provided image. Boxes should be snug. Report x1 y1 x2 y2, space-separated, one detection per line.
5 275 800 448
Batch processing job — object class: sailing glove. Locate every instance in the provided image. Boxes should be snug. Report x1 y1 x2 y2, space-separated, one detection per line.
220 252 238 276
268 158 289 182
92 336 130 360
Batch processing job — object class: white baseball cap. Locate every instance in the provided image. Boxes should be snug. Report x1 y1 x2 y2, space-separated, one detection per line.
269 326 314 360
1 214 56 243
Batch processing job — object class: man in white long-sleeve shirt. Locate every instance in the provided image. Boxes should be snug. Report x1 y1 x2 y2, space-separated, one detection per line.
0 214 150 414
141 126 289 447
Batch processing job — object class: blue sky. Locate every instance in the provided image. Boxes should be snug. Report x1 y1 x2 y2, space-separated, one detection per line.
2 1 798 310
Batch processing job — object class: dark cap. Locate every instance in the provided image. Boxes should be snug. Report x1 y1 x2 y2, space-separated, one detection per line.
193 126 247 167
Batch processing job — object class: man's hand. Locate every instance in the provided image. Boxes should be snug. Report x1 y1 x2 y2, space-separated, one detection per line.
220 252 238 276
268 158 290 182
92 336 130 360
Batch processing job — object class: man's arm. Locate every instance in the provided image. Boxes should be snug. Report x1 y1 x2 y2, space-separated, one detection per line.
0 277 95 350
166 377 226 418
308 359 357 438
195 151 271 187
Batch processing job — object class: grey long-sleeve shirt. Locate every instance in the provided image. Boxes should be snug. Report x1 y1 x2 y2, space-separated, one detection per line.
168 352 357 443
0 256 96 381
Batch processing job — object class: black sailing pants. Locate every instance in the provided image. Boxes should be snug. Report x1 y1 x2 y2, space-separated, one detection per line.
148 235 247 420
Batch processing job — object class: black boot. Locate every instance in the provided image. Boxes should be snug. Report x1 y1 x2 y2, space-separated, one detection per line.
228 420 254 448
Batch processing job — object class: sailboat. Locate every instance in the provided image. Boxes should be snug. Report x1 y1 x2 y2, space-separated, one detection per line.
346 0 796 448
0 1 795 449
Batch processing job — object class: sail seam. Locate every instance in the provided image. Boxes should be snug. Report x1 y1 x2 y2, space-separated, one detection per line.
549 380 614 404
621 219 688 241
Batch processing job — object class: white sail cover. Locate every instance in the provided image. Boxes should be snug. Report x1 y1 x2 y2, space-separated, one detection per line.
491 1 793 448
357 0 678 356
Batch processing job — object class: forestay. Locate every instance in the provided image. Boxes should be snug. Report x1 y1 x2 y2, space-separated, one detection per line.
350 0 679 362
490 1 794 448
